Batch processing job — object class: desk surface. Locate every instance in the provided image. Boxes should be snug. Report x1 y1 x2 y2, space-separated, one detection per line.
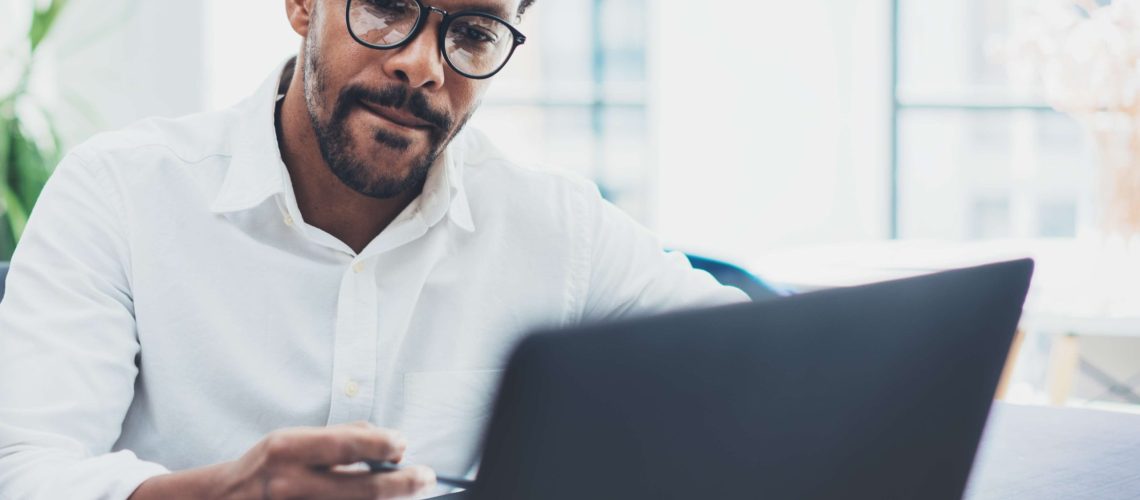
966 403 1140 499
437 403 1140 499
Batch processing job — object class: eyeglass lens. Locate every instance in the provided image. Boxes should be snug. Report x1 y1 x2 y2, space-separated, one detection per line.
349 0 517 77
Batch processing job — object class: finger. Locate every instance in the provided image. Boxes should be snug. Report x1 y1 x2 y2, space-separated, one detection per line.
339 422 401 462
366 464 437 499
332 421 390 458
272 464 436 500
263 426 407 466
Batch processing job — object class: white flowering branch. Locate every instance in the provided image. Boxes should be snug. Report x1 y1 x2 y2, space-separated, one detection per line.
1000 0 1140 236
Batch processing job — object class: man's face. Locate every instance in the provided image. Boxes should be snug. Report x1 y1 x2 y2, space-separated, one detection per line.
301 0 520 199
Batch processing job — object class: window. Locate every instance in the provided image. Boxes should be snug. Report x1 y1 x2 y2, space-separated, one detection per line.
471 0 652 222
892 0 1092 240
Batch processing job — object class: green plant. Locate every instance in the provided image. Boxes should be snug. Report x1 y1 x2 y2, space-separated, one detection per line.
1 0 70 261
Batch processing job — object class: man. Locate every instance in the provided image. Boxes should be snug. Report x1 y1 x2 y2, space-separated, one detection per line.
0 0 745 498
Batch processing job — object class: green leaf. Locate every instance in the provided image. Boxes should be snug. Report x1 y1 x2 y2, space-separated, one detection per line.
0 116 11 183
0 215 16 261
1 183 29 243
1 184 26 261
0 116 11 258
1 112 54 249
10 123 53 210
29 0 71 52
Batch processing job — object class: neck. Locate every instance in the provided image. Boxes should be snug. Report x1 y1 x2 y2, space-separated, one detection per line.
276 62 418 254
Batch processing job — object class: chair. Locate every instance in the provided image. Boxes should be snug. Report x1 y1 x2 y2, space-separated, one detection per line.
0 261 7 302
685 253 784 302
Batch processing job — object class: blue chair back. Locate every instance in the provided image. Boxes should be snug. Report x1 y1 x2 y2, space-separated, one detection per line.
685 253 782 302
0 262 7 302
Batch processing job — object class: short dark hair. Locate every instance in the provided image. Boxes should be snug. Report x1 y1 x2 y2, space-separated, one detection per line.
520 0 535 15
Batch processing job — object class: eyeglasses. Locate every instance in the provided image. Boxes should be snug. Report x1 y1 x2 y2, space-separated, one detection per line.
346 0 527 80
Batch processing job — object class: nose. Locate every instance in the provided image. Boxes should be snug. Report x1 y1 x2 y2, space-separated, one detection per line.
380 8 447 89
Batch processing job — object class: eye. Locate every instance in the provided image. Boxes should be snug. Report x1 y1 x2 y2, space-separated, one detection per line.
451 20 500 46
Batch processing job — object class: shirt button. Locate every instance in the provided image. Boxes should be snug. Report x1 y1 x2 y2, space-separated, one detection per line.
283 214 295 227
344 380 360 398
352 261 365 273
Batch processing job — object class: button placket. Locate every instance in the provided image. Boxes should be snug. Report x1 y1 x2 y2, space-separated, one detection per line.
325 257 381 425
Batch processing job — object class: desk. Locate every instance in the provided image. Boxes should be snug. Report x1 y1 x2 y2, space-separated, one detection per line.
749 238 1140 405
966 403 1140 498
437 403 1139 499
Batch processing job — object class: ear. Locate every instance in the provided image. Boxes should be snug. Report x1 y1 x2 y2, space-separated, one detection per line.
285 0 316 37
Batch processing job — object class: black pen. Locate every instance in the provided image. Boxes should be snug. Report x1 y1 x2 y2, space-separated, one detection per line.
365 460 477 489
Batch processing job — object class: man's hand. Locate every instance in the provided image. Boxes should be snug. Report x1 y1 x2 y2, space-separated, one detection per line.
129 421 436 500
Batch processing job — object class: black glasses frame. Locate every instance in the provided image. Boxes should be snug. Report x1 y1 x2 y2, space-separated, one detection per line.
345 0 528 80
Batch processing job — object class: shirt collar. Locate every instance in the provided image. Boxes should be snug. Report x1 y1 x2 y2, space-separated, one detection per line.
414 134 476 232
209 57 475 233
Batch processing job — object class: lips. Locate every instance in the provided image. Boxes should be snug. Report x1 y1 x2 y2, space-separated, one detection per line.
356 98 434 131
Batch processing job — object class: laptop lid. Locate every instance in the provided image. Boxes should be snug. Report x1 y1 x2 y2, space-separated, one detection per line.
468 259 1033 500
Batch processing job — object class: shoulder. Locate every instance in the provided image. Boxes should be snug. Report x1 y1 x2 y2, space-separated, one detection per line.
457 128 602 214
69 107 239 171
59 105 248 206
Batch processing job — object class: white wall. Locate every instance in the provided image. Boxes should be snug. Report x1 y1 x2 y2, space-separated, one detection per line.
652 0 892 260
203 1 300 110
21 0 296 148
44 0 205 146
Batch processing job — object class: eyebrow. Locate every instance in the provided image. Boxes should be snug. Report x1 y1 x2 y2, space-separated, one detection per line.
445 1 513 21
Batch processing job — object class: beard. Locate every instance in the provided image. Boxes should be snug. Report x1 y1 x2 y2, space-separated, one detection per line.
302 36 462 199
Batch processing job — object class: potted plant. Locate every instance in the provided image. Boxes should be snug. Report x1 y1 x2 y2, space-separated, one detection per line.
1 0 71 262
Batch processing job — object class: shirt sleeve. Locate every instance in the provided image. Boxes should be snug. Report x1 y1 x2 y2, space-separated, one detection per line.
580 185 749 322
0 150 170 499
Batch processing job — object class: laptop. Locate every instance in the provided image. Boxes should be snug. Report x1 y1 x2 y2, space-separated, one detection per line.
445 259 1034 499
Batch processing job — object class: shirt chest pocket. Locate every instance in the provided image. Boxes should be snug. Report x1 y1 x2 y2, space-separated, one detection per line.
400 369 503 476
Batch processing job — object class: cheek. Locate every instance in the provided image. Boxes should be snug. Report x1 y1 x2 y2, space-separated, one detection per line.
447 80 489 120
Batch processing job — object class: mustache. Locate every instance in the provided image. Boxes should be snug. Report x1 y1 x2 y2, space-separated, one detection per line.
337 84 454 132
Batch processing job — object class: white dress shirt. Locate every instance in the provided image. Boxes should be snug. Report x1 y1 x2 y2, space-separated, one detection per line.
0 59 746 499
